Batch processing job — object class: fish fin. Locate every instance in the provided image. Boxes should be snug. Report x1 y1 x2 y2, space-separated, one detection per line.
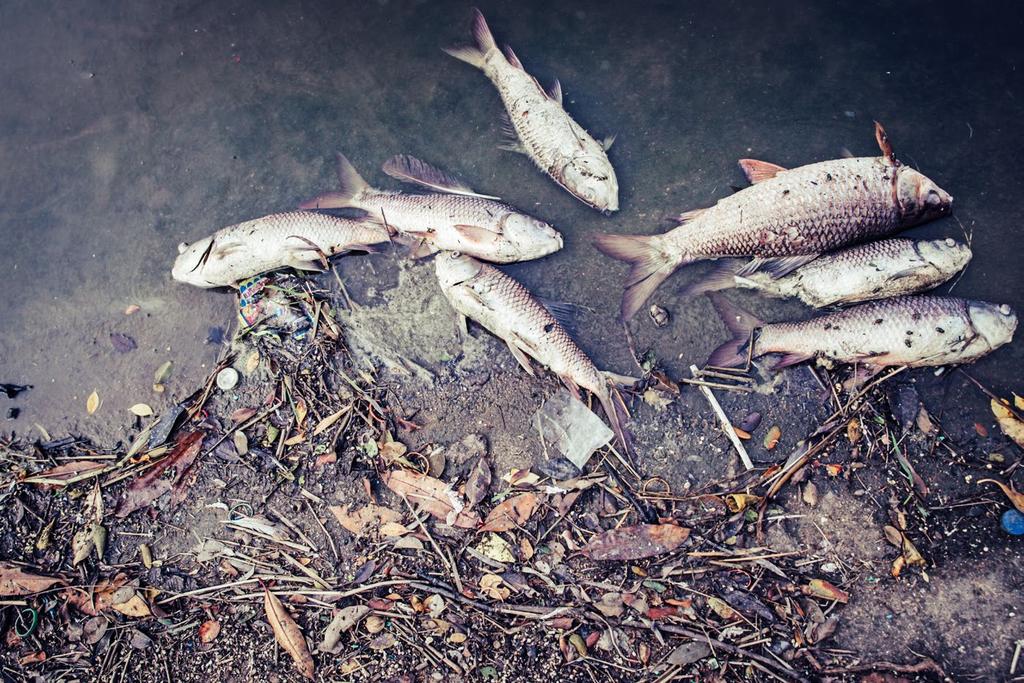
602 134 617 151
874 121 897 165
498 140 528 154
285 257 327 273
298 153 369 209
773 352 814 369
381 154 497 199
545 78 562 104
457 313 469 338
705 293 762 368
453 223 501 246
503 45 524 69
210 239 245 260
677 207 708 223
593 233 684 321
679 259 746 297
735 254 818 279
603 370 641 388
843 363 884 390
839 146 855 159
737 159 787 184
345 242 387 255
506 340 536 376
497 112 527 154
536 297 580 332
561 376 582 401
442 8 497 69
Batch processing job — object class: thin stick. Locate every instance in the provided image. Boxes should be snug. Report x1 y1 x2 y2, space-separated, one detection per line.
689 365 753 470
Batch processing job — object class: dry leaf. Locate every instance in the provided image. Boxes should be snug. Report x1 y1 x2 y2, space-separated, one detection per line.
116 432 204 518
129 403 153 417
382 469 480 528
124 304 141 315
846 418 862 444
199 619 221 643
802 579 849 603
475 533 516 563
763 425 781 450
582 524 690 561
706 596 740 621
724 493 761 513
991 398 1024 448
26 460 106 487
0 562 63 596
480 492 540 532
479 574 510 600
977 478 1024 513
328 504 402 536
264 587 314 679
465 457 491 508
86 390 100 415
321 605 369 653
294 398 307 426
313 407 348 435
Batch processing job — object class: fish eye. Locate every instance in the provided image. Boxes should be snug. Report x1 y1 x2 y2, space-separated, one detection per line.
925 189 942 205
177 242 189 254
1000 304 1012 316
944 238 956 247
450 251 461 258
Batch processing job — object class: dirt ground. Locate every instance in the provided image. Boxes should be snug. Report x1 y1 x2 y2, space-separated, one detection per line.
1 261 1022 683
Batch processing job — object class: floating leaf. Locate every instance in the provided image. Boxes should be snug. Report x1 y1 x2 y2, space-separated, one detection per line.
382 469 480 528
130 403 153 417
110 333 137 353
321 605 369 653
264 587 314 679
991 398 1024 448
582 524 690 561
329 504 402 537
465 457 491 508
978 478 1024 514
124 304 141 315
763 425 781 450
154 361 174 385
0 562 63 596
480 492 539 532
199 619 221 643
802 579 849 603
86 390 100 415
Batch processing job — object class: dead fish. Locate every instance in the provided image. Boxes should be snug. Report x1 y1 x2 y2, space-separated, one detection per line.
444 10 619 212
300 153 562 263
595 123 953 319
706 294 1016 374
434 252 631 452
684 238 971 307
171 211 390 288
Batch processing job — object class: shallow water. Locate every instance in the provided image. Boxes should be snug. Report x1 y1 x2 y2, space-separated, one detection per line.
1 0 1022 439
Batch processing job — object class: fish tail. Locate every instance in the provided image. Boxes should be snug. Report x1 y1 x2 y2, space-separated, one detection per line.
593 233 685 320
705 293 764 368
597 380 633 460
299 153 369 210
680 259 746 297
442 8 497 69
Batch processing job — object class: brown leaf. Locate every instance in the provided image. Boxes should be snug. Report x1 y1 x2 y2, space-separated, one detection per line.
25 460 106 487
199 619 221 643
116 432 204 518
977 478 1024 514
706 596 740 621
313 407 348 435
480 492 540 532
264 587 314 679
382 469 480 528
582 524 690 561
802 579 849 603
328 504 402 536
0 563 63 596
464 457 491 508
763 425 781 450
321 605 370 654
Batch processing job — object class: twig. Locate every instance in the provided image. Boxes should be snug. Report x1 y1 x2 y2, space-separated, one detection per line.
823 657 951 682
690 365 753 470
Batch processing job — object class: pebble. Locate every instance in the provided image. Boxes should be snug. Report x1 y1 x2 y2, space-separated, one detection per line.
216 367 239 391
1001 509 1024 536
649 305 669 328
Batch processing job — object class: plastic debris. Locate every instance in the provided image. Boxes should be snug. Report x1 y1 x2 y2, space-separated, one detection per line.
533 389 612 470
238 276 310 337
1002 509 1024 536
216 368 239 391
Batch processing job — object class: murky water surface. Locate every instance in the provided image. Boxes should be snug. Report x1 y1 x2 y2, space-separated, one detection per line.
1 0 1021 439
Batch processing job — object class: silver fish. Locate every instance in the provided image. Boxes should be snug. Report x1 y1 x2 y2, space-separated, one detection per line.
444 10 619 212
595 123 953 319
707 294 1016 372
434 252 630 451
685 238 971 307
171 211 389 288
301 153 563 263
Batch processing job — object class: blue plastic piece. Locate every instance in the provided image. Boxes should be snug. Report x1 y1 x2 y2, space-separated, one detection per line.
1001 509 1024 536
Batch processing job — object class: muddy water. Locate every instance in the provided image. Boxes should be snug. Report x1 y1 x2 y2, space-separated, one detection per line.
1 0 1021 441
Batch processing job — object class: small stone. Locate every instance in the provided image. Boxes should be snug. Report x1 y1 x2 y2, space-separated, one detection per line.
649 305 669 328
216 368 239 391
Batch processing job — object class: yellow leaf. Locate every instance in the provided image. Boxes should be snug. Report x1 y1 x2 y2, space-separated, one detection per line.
111 592 151 618
263 587 314 679
313 407 349 435
86 391 100 415
129 403 153 417
294 398 307 426
802 579 849 603
725 493 761 513
706 596 740 621
763 426 781 450
978 478 1024 514
991 399 1024 448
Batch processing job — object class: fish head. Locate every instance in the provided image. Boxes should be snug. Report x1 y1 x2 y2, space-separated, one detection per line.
916 237 972 274
967 301 1018 352
895 167 953 224
500 213 564 259
562 155 619 213
434 251 484 288
171 237 218 288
